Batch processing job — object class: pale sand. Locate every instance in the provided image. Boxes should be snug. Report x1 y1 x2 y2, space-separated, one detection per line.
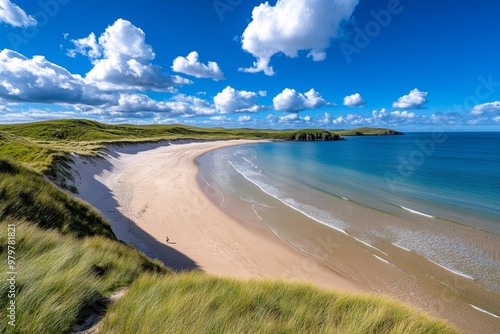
70 140 362 292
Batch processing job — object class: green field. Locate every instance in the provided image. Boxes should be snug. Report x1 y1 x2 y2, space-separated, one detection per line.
0 120 457 334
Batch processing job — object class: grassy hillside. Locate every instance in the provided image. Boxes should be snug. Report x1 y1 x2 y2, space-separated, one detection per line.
337 127 404 136
0 159 114 237
0 222 165 334
0 120 458 334
0 119 401 141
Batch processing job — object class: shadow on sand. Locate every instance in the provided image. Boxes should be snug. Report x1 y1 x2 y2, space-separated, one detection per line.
69 148 199 272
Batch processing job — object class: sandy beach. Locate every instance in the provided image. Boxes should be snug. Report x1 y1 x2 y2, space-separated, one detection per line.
70 140 362 292
69 139 500 333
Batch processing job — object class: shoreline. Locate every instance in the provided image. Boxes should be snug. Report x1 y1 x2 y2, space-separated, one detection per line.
69 139 362 292
69 139 500 334
195 141 500 334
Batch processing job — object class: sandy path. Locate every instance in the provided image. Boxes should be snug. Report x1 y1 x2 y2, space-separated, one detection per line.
70 140 362 292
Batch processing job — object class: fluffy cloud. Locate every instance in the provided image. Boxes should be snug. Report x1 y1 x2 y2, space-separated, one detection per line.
0 109 77 123
273 88 328 112
372 108 416 124
0 0 36 27
470 101 500 115
343 93 365 107
214 86 266 113
239 0 359 75
0 48 217 118
332 113 369 126
171 51 224 81
112 93 216 117
279 113 311 123
70 19 191 91
238 115 252 122
0 49 109 105
67 33 101 59
392 88 428 109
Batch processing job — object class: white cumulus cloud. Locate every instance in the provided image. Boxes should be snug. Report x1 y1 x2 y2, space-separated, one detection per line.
470 101 500 115
273 88 328 112
372 108 416 124
343 93 365 107
67 32 101 59
112 93 216 117
71 19 191 92
0 0 36 27
172 51 224 81
392 88 428 109
279 113 311 124
0 49 110 105
239 0 359 75
238 115 252 122
214 86 266 113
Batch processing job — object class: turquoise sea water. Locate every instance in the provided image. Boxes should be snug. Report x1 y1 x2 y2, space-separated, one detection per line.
231 132 500 234
197 132 500 294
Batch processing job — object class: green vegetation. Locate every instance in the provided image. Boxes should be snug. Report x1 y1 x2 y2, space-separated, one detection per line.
0 221 165 334
101 272 457 334
0 119 456 334
0 159 114 238
336 127 404 136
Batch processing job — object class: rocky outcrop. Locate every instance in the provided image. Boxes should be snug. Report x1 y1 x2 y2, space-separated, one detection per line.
291 131 344 141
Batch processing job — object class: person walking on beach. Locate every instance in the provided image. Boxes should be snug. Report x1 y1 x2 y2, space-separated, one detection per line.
166 236 169 243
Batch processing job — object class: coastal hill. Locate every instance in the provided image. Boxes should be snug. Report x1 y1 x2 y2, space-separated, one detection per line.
0 119 402 143
0 120 456 334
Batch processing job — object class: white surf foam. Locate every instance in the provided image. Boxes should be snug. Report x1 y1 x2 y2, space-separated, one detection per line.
400 206 434 218
470 305 500 319
427 259 475 280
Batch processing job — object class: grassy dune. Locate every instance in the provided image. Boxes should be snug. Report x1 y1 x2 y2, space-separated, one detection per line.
100 272 457 334
0 120 458 334
0 222 165 334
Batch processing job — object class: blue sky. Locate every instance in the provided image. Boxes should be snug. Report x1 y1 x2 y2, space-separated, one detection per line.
0 0 499 130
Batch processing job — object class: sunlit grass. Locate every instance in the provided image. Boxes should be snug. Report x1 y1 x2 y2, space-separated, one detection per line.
100 272 458 334
0 221 166 334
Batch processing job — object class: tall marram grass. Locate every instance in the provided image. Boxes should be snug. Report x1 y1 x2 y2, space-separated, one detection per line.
0 159 115 238
100 272 459 334
0 221 166 334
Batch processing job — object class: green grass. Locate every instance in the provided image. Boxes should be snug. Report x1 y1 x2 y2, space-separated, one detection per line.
336 127 404 136
100 272 458 334
0 221 166 334
0 159 115 238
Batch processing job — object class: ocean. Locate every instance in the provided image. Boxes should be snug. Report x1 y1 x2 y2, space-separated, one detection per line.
224 132 500 233
196 132 500 316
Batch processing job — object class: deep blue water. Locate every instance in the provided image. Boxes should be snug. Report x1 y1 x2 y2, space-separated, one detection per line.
231 132 500 234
